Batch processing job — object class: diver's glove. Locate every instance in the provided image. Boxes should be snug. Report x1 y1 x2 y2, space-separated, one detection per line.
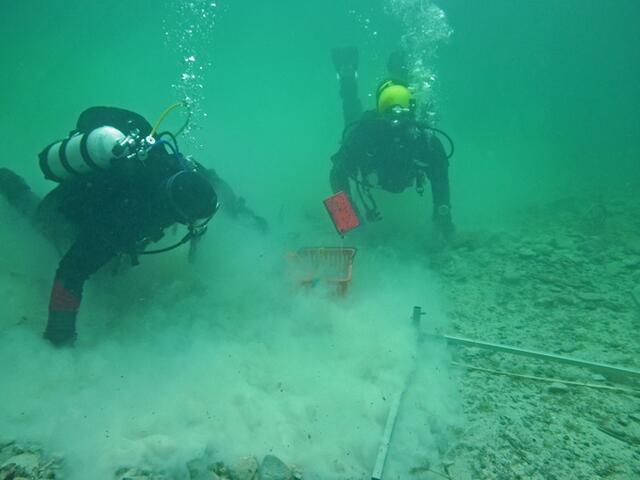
0 168 30 202
433 204 455 240
232 197 269 234
43 311 77 347
252 214 269 234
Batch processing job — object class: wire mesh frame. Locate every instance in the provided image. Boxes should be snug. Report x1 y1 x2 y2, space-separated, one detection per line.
293 247 357 296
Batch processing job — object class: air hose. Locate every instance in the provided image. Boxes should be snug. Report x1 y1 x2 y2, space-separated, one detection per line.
426 126 455 159
150 102 191 138
137 215 213 256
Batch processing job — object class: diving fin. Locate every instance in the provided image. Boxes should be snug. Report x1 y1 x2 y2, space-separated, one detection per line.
387 50 410 84
331 46 359 78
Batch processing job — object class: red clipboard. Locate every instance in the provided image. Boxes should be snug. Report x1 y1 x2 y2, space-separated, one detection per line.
323 191 360 235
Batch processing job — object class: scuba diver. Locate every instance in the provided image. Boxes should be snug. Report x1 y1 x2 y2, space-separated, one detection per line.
0 106 263 347
329 47 454 238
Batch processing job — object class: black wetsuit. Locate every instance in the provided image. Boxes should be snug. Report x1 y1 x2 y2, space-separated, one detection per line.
330 110 452 228
0 107 267 346
41 107 197 345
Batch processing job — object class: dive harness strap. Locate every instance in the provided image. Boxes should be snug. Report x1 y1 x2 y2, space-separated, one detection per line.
347 124 454 221
350 169 426 223
129 128 213 262
39 142 64 182
136 221 210 257
79 132 103 171
353 174 381 222
57 138 77 177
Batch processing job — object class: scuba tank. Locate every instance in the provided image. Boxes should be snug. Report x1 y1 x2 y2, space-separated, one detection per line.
38 103 189 183
39 126 132 182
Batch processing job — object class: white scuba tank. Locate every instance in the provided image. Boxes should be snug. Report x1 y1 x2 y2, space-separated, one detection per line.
39 126 127 182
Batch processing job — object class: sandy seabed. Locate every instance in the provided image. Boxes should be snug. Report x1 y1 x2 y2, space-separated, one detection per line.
1 189 639 480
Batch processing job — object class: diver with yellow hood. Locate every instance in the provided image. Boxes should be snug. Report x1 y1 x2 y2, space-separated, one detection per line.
330 47 454 237
0 105 264 346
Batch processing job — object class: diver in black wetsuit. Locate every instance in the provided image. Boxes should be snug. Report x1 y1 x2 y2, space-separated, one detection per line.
0 106 263 347
329 47 454 237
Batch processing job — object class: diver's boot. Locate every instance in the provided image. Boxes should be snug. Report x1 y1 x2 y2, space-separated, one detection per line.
43 312 77 347
433 205 455 241
331 46 359 94
331 46 362 126
331 46 359 78
0 168 41 219
387 50 410 84
43 280 80 347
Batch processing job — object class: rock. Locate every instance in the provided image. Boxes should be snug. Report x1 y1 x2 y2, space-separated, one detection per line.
187 457 209 480
557 342 583 354
502 267 523 284
115 468 152 480
534 296 556 308
533 243 554 255
622 256 640 269
575 291 606 303
536 234 554 245
1 452 39 471
551 236 573 250
605 261 623 275
258 455 293 480
115 467 169 480
632 285 640 308
546 382 569 394
231 456 259 480
517 247 536 259
555 295 575 306
443 457 474 479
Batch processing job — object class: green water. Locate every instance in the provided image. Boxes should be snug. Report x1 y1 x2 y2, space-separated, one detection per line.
0 1 639 479
2 0 638 224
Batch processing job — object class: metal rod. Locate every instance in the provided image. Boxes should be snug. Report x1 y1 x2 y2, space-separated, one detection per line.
371 307 424 480
440 333 640 385
371 392 402 480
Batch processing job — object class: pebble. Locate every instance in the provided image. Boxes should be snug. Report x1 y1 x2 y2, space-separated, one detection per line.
1 452 39 471
535 296 556 308
552 236 574 250
547 382 570 394
502 267 524 284
258 455 293 480
517 247 537 259
231 456 259 480
605 261 622 275
534 243 555 255
575 291 606 303
632 286 640 307
622 256 640 268
186 457 209 480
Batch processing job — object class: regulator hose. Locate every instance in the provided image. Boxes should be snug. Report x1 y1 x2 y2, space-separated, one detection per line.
150 102 191 138
426 126 455 159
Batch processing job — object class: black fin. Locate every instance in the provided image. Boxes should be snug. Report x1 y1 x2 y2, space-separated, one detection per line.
331 46 359 75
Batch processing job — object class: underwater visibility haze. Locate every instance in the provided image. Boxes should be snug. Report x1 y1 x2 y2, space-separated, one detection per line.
0 0 639 479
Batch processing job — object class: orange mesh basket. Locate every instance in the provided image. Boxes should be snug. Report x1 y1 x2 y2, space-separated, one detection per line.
291 247 357 296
